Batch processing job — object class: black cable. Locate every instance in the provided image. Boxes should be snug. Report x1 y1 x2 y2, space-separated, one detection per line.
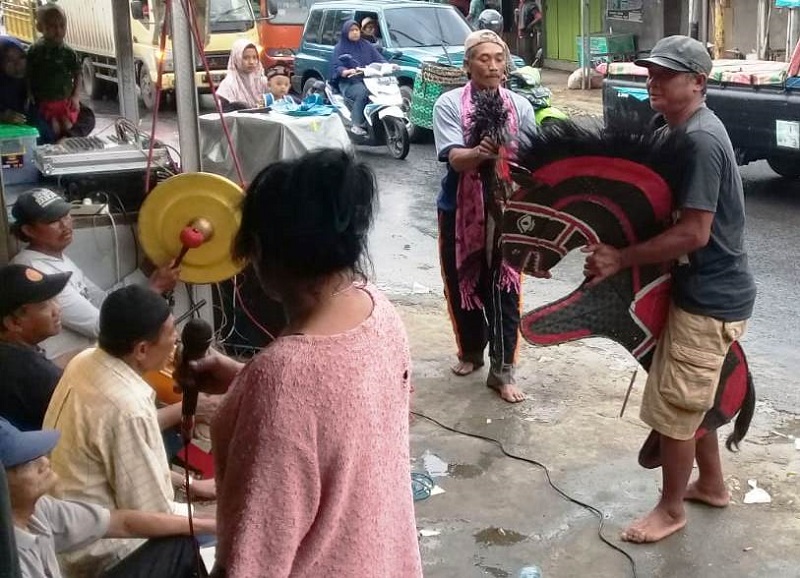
410 410 639 578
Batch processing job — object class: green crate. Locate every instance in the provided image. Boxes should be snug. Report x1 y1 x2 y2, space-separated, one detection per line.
576 33 636 64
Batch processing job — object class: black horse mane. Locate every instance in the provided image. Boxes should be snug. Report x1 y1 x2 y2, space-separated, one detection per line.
514 120 692 200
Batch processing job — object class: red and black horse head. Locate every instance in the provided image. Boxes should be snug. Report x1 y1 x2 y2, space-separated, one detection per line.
501 121 755 468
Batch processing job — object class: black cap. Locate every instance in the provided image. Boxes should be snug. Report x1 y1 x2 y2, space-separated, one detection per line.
11 189 72 226
0 264 71 319
635 35 713 76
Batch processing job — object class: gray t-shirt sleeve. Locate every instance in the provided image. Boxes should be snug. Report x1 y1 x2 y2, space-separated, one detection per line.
681 130 724 213
512 92 537 132
38 497 110 554
433 90 465 162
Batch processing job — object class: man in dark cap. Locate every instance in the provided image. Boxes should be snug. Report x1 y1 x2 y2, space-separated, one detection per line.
11 188 179 368
0 264 70 431
42 286 216 577
584 35 756 543
0 417 215 578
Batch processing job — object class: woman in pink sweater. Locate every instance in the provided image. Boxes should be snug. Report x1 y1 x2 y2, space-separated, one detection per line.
200 149 422 577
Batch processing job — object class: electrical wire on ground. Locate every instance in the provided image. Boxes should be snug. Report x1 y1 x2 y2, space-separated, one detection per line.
410 410 639 578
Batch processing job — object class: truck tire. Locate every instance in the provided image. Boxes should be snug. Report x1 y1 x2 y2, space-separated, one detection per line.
82 57 109 100
139 63 156 111
767 157 800 179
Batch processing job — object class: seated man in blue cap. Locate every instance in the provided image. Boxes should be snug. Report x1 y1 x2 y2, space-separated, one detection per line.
0 264 69 431
0 417 215 578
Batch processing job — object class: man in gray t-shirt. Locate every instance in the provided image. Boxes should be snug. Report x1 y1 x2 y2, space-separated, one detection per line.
583 36 756 544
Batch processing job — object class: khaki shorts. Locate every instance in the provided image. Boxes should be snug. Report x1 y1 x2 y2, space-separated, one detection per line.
640 304 747 441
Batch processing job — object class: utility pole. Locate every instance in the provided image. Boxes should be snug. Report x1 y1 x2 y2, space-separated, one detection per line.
111 1 139 124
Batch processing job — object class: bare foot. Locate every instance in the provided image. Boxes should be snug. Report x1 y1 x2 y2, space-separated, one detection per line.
492 383 526 403
620 506 687 544
684 481 730 508
451 360 484 376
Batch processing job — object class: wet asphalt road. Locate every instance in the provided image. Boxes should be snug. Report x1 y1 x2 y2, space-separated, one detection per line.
96 99 800 415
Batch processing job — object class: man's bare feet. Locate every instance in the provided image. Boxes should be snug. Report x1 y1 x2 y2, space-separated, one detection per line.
620 506 687 544
684 481 730 507
451 360 483 376
491 383 526 403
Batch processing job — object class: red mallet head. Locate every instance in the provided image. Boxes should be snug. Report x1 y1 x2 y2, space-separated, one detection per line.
180 217 214 249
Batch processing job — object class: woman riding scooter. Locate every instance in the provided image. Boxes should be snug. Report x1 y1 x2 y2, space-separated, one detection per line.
330 20 386 136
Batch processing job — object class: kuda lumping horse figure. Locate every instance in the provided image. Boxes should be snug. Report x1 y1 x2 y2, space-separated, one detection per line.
499 121 755 468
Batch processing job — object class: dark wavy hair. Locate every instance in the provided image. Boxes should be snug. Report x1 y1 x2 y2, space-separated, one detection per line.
233 149 377 283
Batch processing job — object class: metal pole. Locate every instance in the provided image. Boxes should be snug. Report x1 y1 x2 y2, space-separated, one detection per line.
170 0 202 172
0 172 10 265
581 0 591 90
111 1 138 124
688 0 698 39
701 0 710 44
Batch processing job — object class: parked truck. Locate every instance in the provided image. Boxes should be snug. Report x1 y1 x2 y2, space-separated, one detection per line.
603 40 800 179
1 0 260 110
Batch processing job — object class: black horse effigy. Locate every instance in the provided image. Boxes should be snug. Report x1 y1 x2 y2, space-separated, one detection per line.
500 121 755 468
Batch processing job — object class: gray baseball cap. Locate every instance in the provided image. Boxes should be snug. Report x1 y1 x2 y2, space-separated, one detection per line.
635 35 713 75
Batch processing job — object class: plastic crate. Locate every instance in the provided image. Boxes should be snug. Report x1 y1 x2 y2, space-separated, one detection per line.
0 124 40 186
576 33 636 65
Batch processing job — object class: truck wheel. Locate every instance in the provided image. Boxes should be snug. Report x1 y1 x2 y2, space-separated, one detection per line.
139 64 156 111
399 84 426 143
767 157 800 179
82 57 109 100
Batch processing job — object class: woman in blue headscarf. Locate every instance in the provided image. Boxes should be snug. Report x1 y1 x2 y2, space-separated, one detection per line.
0 37 34 126
330 20 385 136
0 36 94 143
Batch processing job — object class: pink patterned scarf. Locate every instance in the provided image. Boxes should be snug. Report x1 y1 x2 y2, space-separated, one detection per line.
455 82 521 310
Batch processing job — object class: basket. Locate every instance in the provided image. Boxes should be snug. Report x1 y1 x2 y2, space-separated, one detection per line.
410 63 468 129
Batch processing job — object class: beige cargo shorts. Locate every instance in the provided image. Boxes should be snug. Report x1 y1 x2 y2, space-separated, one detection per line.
640 304 747 441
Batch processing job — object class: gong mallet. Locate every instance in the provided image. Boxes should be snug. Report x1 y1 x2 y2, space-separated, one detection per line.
174 217 214 268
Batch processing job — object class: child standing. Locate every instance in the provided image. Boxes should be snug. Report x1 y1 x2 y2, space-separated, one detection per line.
26 4 81 140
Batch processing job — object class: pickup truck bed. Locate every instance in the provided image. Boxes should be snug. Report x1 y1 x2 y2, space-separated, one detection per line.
603 59 800 179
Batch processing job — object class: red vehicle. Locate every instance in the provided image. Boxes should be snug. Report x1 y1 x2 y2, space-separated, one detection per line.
251 0 310 71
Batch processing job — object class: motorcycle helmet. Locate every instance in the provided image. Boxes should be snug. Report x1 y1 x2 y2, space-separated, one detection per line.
477 9 503 35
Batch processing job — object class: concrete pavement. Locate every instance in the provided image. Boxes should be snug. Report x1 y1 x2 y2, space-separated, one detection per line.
402 295 800 578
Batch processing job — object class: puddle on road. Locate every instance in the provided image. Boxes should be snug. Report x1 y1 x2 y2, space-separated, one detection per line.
474 527 528 546
419 450 486 479
477 565 510 578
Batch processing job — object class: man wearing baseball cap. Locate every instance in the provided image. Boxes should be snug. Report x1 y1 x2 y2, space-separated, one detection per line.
0 417 215 578
433 29 535 404
10 188 179 368
0 265 69 431
584 35 756 543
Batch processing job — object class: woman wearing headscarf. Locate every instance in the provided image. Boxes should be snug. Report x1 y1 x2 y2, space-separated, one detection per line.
0 36 31 126
217 39 269 110
330 20 385 136
0 36 94 144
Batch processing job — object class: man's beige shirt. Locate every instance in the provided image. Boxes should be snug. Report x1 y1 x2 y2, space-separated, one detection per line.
43 347 175 577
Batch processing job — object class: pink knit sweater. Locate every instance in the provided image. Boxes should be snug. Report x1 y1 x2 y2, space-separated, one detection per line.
212 284 422 577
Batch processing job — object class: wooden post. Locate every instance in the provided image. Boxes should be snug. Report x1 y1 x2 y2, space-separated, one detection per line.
713 0 724 59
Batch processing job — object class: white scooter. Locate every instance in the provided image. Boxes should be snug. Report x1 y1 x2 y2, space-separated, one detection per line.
313 56 410 160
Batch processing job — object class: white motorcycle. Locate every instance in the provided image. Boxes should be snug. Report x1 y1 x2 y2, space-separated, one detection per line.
313 56 410 160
